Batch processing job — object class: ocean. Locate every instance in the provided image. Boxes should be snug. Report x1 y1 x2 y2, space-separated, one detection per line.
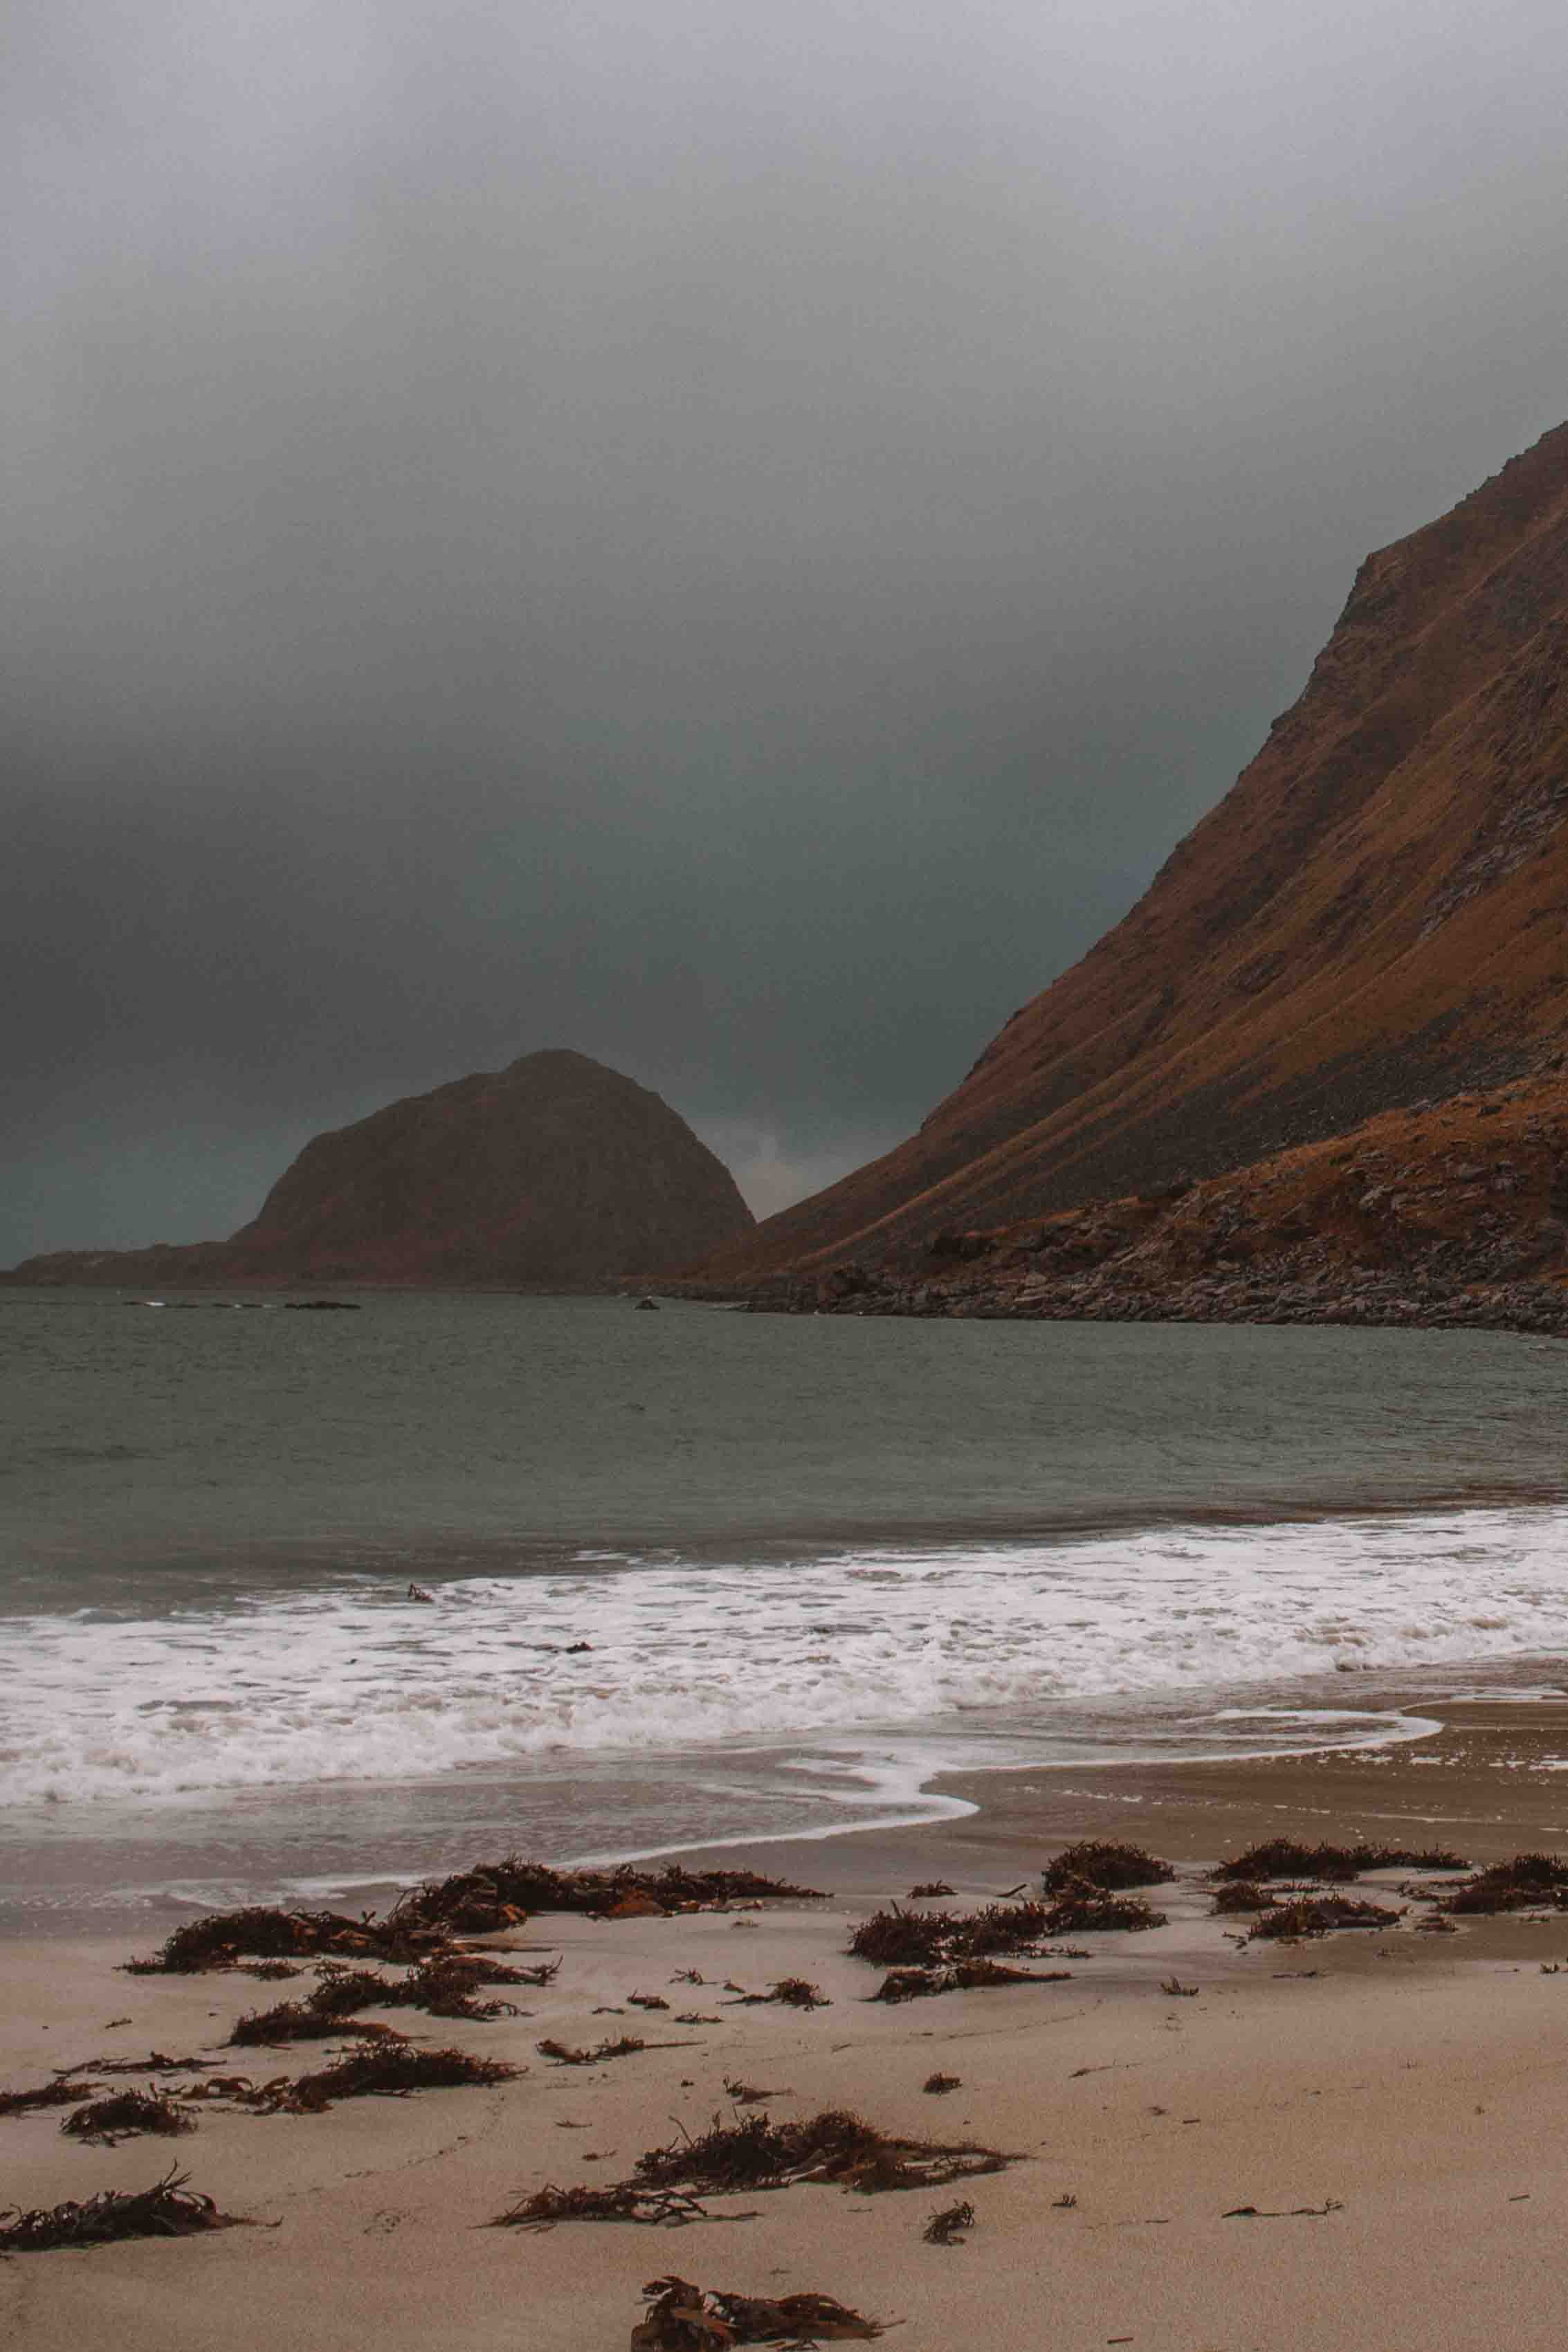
5 1288 1568 1935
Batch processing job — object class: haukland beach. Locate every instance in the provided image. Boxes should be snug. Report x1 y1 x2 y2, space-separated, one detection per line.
10 1297 1568 2346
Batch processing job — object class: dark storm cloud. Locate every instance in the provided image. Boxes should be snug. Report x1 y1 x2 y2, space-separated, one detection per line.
6 0 1568 1252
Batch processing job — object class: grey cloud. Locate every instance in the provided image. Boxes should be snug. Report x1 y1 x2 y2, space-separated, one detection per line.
4 0 1567 1255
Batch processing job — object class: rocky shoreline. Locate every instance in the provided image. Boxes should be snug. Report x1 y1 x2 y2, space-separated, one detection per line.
740 1260 1568 1334
709 1078 1568 1338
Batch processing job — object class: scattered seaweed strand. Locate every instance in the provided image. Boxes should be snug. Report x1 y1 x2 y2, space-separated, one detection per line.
0 2167 253 2253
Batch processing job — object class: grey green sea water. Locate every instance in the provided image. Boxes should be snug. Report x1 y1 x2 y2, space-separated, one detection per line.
5 1289 1568 1933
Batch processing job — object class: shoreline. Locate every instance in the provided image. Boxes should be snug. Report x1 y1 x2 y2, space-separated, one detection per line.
10 1738 1568 2349
12 1663 1568 1944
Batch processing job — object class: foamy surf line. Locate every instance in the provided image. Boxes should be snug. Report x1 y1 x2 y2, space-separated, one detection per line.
6 1500 1567 1814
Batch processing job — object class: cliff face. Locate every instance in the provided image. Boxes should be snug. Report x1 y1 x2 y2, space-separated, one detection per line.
706 420 1568 1280
8 1050 754 1286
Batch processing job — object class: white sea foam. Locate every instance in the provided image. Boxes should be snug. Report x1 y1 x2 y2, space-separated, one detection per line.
6 1502 1568 1807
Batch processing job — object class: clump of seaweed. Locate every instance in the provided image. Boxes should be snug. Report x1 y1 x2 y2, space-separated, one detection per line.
538 2036 647 2066
1248 1896 1403 1940
846 1908 949 1968
0 2168 249 2253
228 1995 405 2048
922 2198 975 2246
240 1960 302 1980
637 2107 1013 2197
922 2073 961 2095
231 1949 540 2043
0 2079 104 2118
1042 1883 1166 1934
277 2043 518 2112
1212 1881 1275 1915
1042 1842 1175 1893
725 1978 829 2009
390 1858 823 1935
125 1860 821 1975
60 2090 194 2147
125 1904 444 1975
906 1881 955 1899
1439 1854 1568 1915
846 1900 1055 1969
870 1960 1071 2004
394 1955 529 2018
633 2274 886 2346
1214 1839 1468 1884
493 2184 712 2232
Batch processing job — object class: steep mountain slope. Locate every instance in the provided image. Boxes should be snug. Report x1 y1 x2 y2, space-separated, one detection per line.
7 1050 754 1286
706 420 1568 1280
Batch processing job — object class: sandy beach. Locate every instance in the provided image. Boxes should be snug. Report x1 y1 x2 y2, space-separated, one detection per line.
9 1703 1568 2351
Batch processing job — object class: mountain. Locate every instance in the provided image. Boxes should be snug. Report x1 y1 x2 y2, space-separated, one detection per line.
703 420 1568 1289
6 1050 754 1286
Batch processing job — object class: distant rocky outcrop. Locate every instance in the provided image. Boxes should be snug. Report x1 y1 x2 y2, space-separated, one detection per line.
700 419 1568 1294
6 1050 754 1288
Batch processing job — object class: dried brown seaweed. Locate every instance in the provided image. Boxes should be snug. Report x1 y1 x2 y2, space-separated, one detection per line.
538 2036 648 2066
637 2107 1014 2197
1212 1881 1275 1914
230 1947 540 2043
846 1899 1056 1968
275 2043 519 2112
391 1859 823 1935
125 1904 442 1975
1439 1854 1568 1914
61 2052 220 2079
125 1858 820 1975
1041 1882 1166 1934
1248 1896 1403 1940
633 2274 885 2346
0 2168 250 2252
1042 1841 1175 1893
492 2184 713 2232
906 1881 955 1899
922 2198 975 2246
394 1955 529 2018
60 2090 195 2146
228 1996 407 2048
870 1960 1071 2003
1214 1839 1468 1884
0 2079 104 2118
724 1978 828 2010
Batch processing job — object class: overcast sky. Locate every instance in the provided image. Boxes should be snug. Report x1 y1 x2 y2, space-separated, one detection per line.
5 0 1567 1260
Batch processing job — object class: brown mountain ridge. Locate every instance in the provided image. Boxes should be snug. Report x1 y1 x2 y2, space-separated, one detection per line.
6 1050 754 1288
702 417 1568 1321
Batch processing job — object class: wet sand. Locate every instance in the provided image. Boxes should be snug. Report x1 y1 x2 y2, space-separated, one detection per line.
9 1706 1568 2350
